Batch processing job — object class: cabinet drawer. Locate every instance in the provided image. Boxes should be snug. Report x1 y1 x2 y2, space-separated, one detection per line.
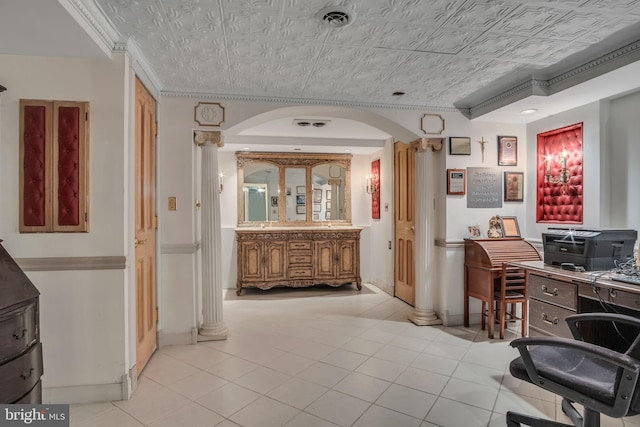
288 241 311 250
529 300 574 339
289 268 312 279
529 275 577 310
0 301 38 364
0 342 42 403
607 288 640 311
289 253 312 265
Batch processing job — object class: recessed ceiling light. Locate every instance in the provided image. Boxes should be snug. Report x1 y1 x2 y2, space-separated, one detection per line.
243 147 250 150
520 109 538 115
297 121 311 127
392 91 405 96
312 122 326 127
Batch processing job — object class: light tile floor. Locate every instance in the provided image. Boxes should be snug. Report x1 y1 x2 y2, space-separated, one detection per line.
70 284 640 427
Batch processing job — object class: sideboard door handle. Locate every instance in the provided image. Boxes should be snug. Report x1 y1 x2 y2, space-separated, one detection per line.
13 328 27 340
20 368 34 380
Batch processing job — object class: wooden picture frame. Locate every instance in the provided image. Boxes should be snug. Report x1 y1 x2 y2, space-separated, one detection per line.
325 211 331 220
504 171 524 202
270 196 278 207
500 216 521 237
326 190 331 200
313 203 321 212
296 205 306 214
326 201 331 210
449 137 471 155
296 195 305 205
447 169 466 195
296 185 305 194
313 213 319 220
498 135 517 166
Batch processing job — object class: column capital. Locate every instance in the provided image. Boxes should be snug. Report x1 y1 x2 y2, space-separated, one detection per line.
411 137 443 153
194 130 224 148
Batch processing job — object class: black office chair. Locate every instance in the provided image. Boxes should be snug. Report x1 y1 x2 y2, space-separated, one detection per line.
506 313 640 427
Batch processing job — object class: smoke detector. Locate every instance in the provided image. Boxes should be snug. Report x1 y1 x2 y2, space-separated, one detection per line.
316 6 355 28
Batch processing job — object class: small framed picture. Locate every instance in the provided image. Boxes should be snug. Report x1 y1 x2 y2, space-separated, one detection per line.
501 216 521 237
449 137 471 155
498 135 517 166
326 201 331 210
326 190 331 200
313 203 321 213
468 225 481 238
313 213 320 220
296 186 305 194
504 171 524 202
296 195 305 205
296 205 306 214
313 188 322 203
447 169 466 195
325 211 331 220
286 187 291 196
270 196 278 207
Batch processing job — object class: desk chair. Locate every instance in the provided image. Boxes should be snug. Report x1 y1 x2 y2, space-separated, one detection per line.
507 313 640 427
495 264 528 339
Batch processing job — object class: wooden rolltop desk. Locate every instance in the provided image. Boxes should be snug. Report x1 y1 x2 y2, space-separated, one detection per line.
0 240 43 403
464 238 541 328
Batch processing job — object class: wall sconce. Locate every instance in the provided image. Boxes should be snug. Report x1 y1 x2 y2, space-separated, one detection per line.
218 172 224 194
365 175 378 195
544 149 571 193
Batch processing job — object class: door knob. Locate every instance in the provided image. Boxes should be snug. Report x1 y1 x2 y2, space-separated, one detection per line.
134 238 147 248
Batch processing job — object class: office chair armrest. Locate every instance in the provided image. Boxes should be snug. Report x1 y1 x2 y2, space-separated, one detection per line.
564 312 640 342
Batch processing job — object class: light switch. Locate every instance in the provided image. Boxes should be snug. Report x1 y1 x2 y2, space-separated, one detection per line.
168 197 177 211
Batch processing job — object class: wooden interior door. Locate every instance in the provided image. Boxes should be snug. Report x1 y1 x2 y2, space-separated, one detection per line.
135 78 157 374
394 142 415 306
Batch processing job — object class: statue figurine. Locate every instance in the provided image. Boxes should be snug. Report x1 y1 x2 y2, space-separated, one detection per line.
488 215 503 238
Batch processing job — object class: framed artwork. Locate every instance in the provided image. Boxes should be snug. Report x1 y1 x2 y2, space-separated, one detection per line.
313 203 321 212
447 169 466 195
498 136 517 166
313 188 322 203
270 196 278 207
286 187 291 196
325 211 331 220
296 195 305 205
504 171 524 202
296 205 306 214
449 137 471 155
501 216 521 237
194 102 225 127
313 213 319 220
468 225 481 238
326 201 331 210
326 190 331 200
296 186 305 194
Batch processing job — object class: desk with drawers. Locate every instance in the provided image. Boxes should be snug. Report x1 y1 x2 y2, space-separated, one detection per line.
510 261 640 350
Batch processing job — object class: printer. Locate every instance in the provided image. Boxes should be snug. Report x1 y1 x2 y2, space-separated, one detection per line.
542 228 637 271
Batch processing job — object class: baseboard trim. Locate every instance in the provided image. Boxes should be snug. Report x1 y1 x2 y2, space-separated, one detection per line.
15 256 126 271
159 328 198 347
43 382 124 404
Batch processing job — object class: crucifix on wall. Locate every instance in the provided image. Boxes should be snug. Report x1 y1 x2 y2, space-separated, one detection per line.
478 137 487 163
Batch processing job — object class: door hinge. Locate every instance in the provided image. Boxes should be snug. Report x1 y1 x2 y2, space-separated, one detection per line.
155 121 158 138
85 111 89 121
155 307 159 323
154 215 158 230
84 212 88 222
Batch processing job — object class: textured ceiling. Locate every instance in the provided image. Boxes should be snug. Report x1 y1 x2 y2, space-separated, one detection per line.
91 0 640 112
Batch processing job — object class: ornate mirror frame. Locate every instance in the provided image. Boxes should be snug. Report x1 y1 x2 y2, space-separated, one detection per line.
237 152 352 227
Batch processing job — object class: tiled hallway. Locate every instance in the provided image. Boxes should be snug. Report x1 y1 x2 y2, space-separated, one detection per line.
70 284 640 427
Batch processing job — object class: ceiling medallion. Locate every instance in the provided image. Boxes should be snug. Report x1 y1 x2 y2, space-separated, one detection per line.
421 114 445 135
194 102 225 127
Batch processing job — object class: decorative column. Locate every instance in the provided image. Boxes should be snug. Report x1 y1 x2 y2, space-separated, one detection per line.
194 130 228 341
409 138 443 326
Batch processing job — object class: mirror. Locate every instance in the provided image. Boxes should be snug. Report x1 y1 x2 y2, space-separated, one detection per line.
311 164 346 221
237 152 351 226
242 162 279 222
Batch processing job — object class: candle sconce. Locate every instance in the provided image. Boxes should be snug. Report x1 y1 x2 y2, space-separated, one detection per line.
544 149 571 194
365 175 378 195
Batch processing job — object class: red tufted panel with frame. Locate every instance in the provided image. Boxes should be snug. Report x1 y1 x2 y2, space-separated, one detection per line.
536 122 583 223
371 159 380 219
56 106 81 226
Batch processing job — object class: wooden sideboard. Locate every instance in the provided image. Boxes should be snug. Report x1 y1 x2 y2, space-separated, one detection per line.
511 261 640 350
236 228 362 295
0 240 43 403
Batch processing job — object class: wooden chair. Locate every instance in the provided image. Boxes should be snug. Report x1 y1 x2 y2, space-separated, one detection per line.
493 263 528 339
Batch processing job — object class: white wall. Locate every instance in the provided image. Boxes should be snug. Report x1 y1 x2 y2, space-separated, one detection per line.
0 53 133 402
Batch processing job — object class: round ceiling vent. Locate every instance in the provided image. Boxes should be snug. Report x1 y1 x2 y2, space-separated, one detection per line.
316 6 355 28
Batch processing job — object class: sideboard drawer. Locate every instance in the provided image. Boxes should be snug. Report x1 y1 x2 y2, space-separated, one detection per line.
529 300 574 339
0 342 43 403
529 274 577 310
288 241 311 250
288 253 312 265
288 268 312 279
0 301 38 364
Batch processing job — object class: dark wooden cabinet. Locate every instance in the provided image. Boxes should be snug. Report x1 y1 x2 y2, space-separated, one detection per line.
0 240 42 403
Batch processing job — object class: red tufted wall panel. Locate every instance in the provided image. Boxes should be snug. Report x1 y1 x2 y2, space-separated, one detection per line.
371 159 380 219
22 105 49 227
536 122 583 223
56 106 81 226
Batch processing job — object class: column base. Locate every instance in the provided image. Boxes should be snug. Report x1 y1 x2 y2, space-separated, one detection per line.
197 323 228 341
408 309 443 326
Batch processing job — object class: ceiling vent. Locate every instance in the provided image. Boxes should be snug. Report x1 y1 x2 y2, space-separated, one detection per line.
293 119 331 128
316 6 355 28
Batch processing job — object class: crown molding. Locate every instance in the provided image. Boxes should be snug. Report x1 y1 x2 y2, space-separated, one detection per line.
160 90 464 114
62 0 120 56
465 37 640 119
